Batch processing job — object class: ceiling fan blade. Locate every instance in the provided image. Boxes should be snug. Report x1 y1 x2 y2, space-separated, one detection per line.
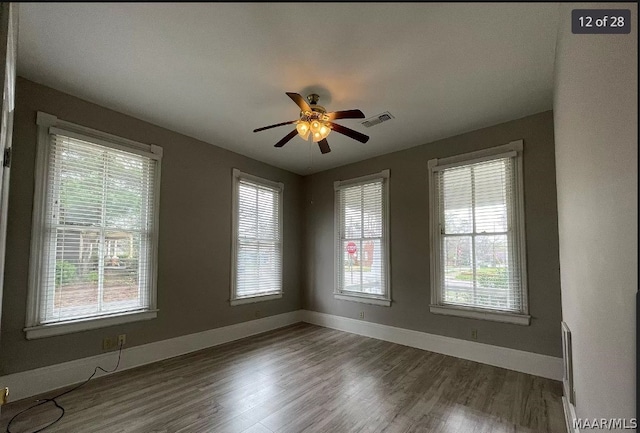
274 129 299 148
328 122 370 144
318 138 331 154
253 120 297 133
286 92 311 112
326 109 365 120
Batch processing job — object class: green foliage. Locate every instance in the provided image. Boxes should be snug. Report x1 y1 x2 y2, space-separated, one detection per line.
55 260 77 287
454 267 508 289
477 267 508 289
455 271 473 281
58 149 144 229
88 271 99 283
344 265 372 273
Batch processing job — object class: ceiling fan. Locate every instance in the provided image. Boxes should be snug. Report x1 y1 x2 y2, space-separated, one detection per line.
253 92 370 154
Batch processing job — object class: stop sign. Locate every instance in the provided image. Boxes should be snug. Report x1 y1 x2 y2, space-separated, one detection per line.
346 242 357 255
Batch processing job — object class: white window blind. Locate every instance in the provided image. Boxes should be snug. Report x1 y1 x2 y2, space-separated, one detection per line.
232 171 283 302
38 132 158 325
435 155 524 313
335 172 389 302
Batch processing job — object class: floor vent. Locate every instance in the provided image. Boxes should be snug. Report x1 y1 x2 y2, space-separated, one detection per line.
561 322 575 405
361 111 394 128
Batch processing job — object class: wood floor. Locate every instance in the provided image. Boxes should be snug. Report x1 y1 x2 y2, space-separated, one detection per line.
1 323 566 433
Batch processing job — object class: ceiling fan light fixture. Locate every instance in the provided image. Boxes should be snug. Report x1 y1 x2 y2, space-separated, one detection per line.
296 121 311 140
319 124 330 139
253 92 369 153
310 120 322 133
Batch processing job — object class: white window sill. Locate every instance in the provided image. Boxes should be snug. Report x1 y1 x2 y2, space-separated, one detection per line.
230 293 282 306
429 305 530 325
334 293 391 307
24 309 158 339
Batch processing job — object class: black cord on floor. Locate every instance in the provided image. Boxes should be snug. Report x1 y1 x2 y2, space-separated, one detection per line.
5 342 123 433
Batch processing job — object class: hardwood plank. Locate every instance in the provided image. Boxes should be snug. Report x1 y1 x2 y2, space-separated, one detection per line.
0 323 565 433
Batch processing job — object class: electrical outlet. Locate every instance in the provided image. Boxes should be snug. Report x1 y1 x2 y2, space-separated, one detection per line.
471 329 478 340
255 310 261 318
359 311 365 319
103 336 116 351
118 334 126 346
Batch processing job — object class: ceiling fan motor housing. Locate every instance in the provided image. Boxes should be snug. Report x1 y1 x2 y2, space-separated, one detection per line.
301 94 328 121
306 93 320 104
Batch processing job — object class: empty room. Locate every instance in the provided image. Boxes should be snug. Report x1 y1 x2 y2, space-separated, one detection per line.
0 3 636 433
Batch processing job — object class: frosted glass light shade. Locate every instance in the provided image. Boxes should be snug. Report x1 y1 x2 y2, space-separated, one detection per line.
296 121 311 140
310 120 322 133
311 122 330 142
319 124 330 139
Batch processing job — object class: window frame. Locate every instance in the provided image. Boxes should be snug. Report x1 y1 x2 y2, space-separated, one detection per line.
334 169 391 307
230 168 284 306
428 140 530 325
25 112 162 339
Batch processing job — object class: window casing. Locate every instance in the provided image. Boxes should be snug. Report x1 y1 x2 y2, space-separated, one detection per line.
334 170 390 306
231 169 283 305
428 141 529 325
26 112 161 339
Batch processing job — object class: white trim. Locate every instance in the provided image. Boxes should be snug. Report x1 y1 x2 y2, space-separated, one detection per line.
514 140 528 313
563 396 579 433
232 168 284 191
25 113 162 334
150 149 162 313
24 310 158 339
334 293 391 306
25 115 52 328
427 139 529 321
333 169 389 189
429 140 523 169
36 112 162 158
301 310 562 381
3 310 563 403
0 3 18 410
334 170 391 304
431 150 518 172
229 293 282 306
230 169 284 305
49 127 161 161
36 111 56 127
429 304 530 325
2 310 302 402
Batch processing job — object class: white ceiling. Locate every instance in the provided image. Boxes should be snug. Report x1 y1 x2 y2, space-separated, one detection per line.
18 3 559 175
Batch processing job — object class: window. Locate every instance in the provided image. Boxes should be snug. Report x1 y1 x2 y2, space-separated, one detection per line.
26 112 161 339
231 169 283 305
334 170 390 306
428 140 529 325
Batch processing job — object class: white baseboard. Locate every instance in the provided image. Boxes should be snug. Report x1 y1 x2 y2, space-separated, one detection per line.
2 308 563 403
563 396 579 433
301 310 563 381
0 310 303 402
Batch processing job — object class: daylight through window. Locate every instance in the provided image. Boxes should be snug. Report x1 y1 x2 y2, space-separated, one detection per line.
231 170 283 304
429 142 528 324
27 120 161 338
335 170 390 305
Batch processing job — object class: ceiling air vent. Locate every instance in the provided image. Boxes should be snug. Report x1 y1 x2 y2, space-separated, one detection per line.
361 111 394 128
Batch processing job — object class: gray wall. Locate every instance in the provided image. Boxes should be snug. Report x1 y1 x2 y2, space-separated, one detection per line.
304 111 563 357
553 2 637 425
0 78 304 375
1 78 565 376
